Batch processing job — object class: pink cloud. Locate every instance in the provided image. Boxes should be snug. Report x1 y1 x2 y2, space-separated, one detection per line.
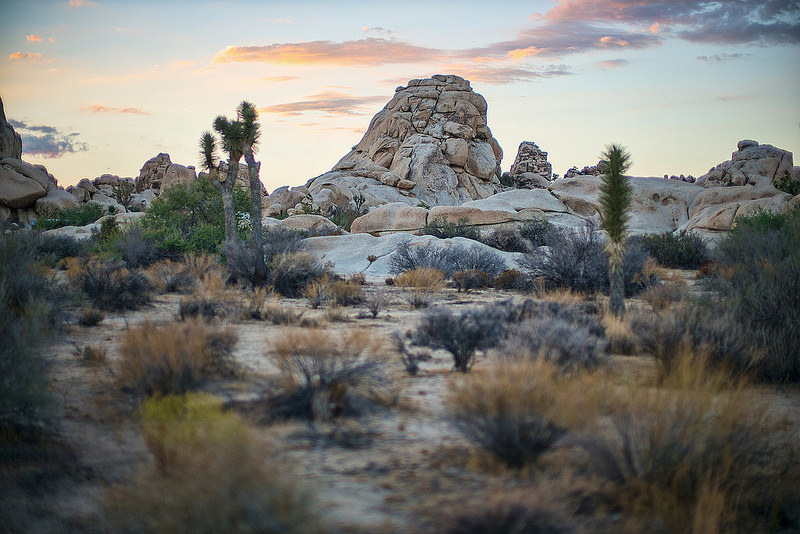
68 0 97 7
260 91 386 117
83 103 149 115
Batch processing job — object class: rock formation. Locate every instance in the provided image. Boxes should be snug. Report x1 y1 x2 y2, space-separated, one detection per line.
265 75 504 217
0 97 22 160
696 139 795 187
508 141 552 189
135 153 197 194
564 165 601 178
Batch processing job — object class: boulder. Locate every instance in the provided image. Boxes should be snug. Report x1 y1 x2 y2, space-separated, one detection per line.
129 189 157 212
696 140 793 187
0 161 46 208
0 97 22 160
35 188 80 212
509 141 552 184
428 205 519 227
350 203 429 235
42 212 145 241
263 185 309 217
1 158 57 192
303 232 523 282
160 163 197 192
306 75 504 210
88 192 126 214
280 214 341 234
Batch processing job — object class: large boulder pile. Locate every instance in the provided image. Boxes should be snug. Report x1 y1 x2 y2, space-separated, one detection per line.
265 75 504 217
135 153 198 194
508 141 552 189
696 139 795 187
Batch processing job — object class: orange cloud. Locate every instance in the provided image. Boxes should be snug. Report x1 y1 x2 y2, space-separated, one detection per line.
68 0 97 7
598 59 629 69
262 75 299 82
83 103 149 115
212 38 442 66
508 46 546 60
26 35 42 42
599 35 629 47
649 22 660 34
8 52 45 61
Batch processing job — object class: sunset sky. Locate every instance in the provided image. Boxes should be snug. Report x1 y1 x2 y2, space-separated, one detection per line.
1 0 798 190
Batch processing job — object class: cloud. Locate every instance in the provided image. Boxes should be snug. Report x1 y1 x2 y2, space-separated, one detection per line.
82 103 149 114
8 52 46 62
438 63 572 84
362 26 393 35
697 52 750 63
67 0 97 7
8 119 88 158
541 0 800 46
26 35 42 42
212 37 443 66
598 58 630 69
260 91 386 117
262 75 299 82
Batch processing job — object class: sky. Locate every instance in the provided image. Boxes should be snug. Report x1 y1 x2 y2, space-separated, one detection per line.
1 0 798 190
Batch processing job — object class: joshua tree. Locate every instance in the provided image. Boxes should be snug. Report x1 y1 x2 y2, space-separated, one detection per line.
199 130 237 245
237 101 266 283
599 144 632 317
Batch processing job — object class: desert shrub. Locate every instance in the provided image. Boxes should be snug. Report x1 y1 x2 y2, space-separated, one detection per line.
389 241 506 277
179 295 226 321
479 227 529 252
78 307 105 327
75 259 151 311
422 216 480 240
391 332 431 376
452 269 490 292
112 225 166 268
638 232 709 269
602 313 638 355
640 280 687 311
444 501 572 534
146 259 196 294
106 393 319 534
447 361 566 468
140 175 251 255
32 232 89 266
34 202 104 230
364 290 389 319
499 301 609 372
520 225 653 296
773 170 800 195
223 227 307 287
74 344 108 366
267 329 390 420
629 302 750 379
492 268 529 291
715 207 800 382
268 252 332 298
0 233 61 433
412 303 512 371
261 304 308 326
518 218 557 248
575 361 796 532
327 279 364 306
116 320 238 396
394 267 446 289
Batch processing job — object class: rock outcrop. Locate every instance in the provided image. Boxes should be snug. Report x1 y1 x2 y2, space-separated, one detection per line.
0 98 22 160
696 139 795 187
135 153 197 194
508 141 552 189
288 75 504 217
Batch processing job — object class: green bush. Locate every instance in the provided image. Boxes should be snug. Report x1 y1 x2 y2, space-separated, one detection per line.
0 233 61 433
140 176 250 255
34 203 104 230
422 217 480 241
773 170 800 196
638 232 709 269
715 206 800 382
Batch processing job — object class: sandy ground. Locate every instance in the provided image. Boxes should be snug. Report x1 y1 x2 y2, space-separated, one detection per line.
6 276 800 533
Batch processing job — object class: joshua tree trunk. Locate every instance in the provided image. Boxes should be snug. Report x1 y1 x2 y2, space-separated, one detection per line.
607 241 625 317
244 151 266 283
211 164 237 245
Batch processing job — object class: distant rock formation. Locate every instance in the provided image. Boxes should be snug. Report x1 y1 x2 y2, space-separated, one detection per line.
0 97 22 160
508 141 551 189
266 75 504 217
696 139 795 187
135 153 197 194
564 165 601 178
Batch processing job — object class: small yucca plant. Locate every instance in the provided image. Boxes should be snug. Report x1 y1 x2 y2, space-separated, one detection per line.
599 144 632 316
